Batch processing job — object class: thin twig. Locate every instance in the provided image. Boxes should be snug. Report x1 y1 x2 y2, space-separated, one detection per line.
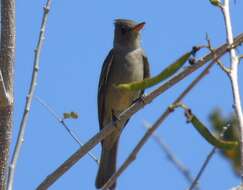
6 1 52 190
188 126 229 190
35 96 99 164
221 0 243 184
143 121 199 190
206 33 230 74
216 59 230 74
36 34 243 190
188 147 216 190
0 69 8 106
102 56 216 189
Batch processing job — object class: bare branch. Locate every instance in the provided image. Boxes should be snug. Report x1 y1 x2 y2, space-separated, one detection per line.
36 33 243 190
6 1 52 190
188 147 216 190
0 0 15 189
143 121 199 189
221 0 243 183
188 126 229 190
216 59 230 74
206 33 230 74
101 53 217 190
35 96 99 164
0 0 15 106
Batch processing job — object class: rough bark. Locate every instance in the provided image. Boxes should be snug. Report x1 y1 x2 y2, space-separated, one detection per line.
0 0 15 189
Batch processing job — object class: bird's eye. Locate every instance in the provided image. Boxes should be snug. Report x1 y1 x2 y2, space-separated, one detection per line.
121 27 127 34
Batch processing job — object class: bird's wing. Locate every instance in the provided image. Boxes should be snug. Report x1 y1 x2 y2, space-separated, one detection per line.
139 54 151 96
98 49 114 130
143 54 151 79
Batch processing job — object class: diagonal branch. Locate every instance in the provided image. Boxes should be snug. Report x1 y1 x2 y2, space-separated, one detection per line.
6 1 52 190
189 147 216 190
101 53 217 190
36 33 243 190
143 121 199 189
188 126 229 190
35 96 99 164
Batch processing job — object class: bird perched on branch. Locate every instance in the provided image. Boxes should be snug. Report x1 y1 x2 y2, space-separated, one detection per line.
96 19 150 189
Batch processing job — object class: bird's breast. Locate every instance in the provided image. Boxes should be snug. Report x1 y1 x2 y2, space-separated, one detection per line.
113 48 144 82
106 48 144 112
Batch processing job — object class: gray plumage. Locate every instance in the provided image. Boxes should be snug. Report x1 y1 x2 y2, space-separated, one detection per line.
96 19 150 189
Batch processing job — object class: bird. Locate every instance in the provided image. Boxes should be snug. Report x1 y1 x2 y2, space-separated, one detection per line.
96 19 150 189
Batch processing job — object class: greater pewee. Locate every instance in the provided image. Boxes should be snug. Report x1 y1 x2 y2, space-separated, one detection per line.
96 19 150 189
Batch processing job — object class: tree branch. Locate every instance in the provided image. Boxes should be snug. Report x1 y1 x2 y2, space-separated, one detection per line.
35 96 99 164
206 33 230 74
188 126 229 190
221 0 243 184
143 121 199 189
189 147 216 190
36 33 243 190
6 1 52 190
0 0 15 189
101 54 216 190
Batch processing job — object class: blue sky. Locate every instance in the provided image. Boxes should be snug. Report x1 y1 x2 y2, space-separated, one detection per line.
12 0 243 189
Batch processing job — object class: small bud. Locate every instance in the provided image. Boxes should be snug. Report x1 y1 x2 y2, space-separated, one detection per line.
63 111 79 120
63 112 71 119
70 112 78 119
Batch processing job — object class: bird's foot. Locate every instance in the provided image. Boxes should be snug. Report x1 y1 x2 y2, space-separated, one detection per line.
132 94 147 107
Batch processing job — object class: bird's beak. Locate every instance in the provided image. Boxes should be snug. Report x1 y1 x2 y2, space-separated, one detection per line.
132 22 145 32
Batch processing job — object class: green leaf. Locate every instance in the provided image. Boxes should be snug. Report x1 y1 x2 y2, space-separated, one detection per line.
63 112 71 119
70 111 78 119
209 0 221 6
188 112 238 150
117 51 192 91
63 111 79 119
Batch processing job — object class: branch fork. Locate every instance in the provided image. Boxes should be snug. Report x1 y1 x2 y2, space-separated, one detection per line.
212 0 243 184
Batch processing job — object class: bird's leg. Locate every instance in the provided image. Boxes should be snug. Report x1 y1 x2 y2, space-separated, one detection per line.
132 94 148 107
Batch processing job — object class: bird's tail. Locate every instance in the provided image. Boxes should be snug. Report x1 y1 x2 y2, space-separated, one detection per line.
95 140 118 190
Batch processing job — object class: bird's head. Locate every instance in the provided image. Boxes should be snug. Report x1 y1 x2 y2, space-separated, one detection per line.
114 19 145 50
